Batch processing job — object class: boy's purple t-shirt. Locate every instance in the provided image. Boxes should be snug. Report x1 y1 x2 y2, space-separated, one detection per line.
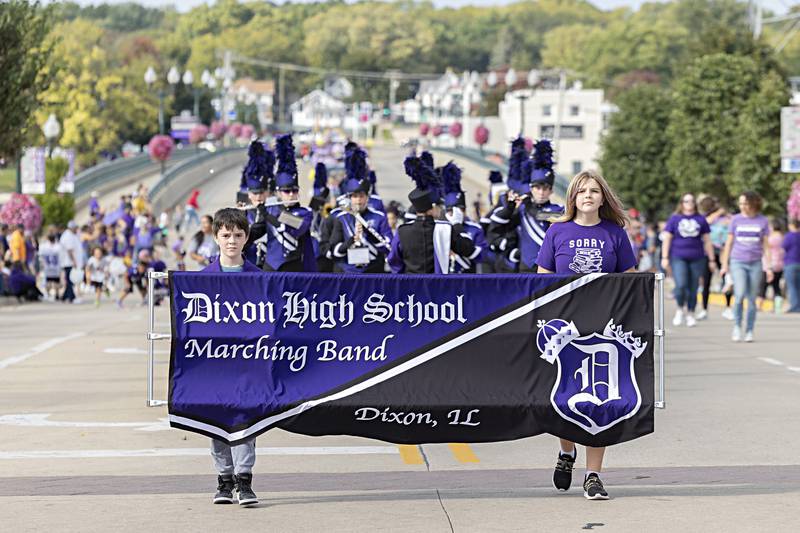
536 219 637 274
664 213 710 260
729 214 769 263
783 231 800 265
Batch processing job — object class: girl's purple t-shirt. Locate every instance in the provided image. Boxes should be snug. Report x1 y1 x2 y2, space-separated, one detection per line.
664 213 710 260
729 214 769 263
783 231 800 266
536 219 637 274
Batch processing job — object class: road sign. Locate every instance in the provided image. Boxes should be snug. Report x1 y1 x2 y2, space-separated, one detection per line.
781 107 800 172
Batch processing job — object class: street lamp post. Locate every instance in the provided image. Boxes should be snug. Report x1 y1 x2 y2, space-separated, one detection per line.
515 94 529 137
144 66 166 135
42 114 60 158
167 67 180 134
183 70 199 118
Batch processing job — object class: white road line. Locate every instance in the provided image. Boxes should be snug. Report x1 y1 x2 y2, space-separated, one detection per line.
0 332 86 370
757 357 784 366
0 413 167 431
0 446 398 460
103 348 168 355
787 367 800 373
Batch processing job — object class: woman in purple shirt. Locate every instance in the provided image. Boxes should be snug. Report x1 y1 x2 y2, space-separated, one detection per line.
661 193 716 328
783 219 800 313
536 170 637 501
720 191 773 342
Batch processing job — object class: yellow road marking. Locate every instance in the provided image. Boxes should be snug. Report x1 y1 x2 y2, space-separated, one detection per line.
397 444 424 465
703 293 773 311
448 443 479 463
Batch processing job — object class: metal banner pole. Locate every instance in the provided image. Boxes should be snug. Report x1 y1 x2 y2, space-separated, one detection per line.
146 271 168 407
654 272 666 409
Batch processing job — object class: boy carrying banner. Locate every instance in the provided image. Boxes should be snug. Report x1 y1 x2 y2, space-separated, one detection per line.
204 207 261 506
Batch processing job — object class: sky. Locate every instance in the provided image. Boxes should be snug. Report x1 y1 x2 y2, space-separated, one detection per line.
60 0 792 15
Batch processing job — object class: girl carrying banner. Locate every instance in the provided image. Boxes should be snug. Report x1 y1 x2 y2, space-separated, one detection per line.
535 169 638 500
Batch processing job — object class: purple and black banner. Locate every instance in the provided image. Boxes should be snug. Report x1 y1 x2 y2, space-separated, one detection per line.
168 272 655 447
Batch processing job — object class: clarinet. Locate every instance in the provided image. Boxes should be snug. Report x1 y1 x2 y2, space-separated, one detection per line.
352 210 391 248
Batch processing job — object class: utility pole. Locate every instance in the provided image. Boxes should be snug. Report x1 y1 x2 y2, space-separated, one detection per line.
278 66 286 128
388 70 400 121
553 69 567 172
222 50 233 126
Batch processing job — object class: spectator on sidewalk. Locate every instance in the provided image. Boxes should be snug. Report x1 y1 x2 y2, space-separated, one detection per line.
9 224 26 265
187 215 219 268
59 221 84 303
661 193 716 327
783 219 800 313
8 261 41 301
184 189 201 229
758 218 785 311
0 223 9 259
720 191 772 343
39 231 62 300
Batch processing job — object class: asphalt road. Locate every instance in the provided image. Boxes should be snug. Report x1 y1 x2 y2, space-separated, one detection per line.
1 142 798 532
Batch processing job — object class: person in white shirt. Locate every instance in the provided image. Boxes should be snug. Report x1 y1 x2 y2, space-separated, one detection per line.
38 231 62 300
59 221 83 303
84 246 107 307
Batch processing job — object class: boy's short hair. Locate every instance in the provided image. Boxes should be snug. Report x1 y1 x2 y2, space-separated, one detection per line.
212 208 250 236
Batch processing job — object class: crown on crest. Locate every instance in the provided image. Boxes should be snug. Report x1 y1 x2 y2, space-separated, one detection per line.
603 319 647 356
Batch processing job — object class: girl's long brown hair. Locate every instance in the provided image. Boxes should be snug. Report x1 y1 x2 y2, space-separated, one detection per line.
556 170 629 227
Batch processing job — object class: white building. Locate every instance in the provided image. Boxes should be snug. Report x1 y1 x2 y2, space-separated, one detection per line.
231 78 275 128
290 90 346 130
498 86 616 177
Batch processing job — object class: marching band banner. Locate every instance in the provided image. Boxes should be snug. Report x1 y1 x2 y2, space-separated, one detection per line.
168 272 655 447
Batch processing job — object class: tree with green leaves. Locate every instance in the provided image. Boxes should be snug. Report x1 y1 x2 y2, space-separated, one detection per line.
0 0 57 160
37 157 75 229
599 84 674 222
667 53 761 206
729 71 791 216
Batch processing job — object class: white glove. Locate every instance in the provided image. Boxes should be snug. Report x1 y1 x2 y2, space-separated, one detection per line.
446 206 464 225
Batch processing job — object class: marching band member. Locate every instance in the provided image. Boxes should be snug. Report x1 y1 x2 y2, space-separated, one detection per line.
488 139 564 273
388 156 476 274
329 148 392 273
486 137 528 272
441 162 488 274
239 141 275 268
247 135 316 272
309 162 333 272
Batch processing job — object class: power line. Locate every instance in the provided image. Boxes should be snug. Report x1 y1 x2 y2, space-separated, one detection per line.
222 51 441 82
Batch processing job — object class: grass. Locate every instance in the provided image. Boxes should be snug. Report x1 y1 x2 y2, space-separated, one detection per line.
0 167 16 193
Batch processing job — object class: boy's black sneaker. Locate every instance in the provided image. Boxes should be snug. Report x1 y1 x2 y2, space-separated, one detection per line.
213 474 235 504
553 449 577 491
583 473 609 500
235 473 258 506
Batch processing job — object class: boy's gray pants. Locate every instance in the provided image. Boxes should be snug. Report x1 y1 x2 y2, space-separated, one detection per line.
210 438 256 475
